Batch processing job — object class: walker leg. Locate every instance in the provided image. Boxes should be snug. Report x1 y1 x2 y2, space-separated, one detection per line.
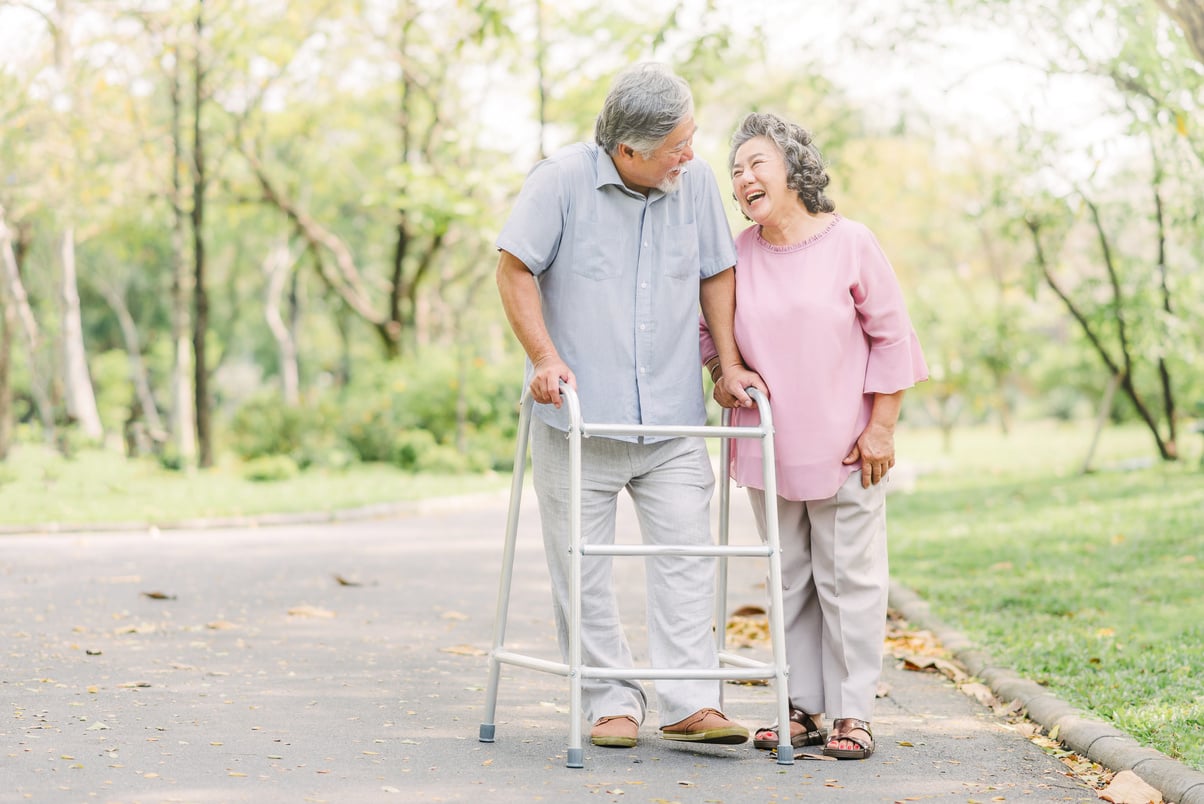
479 396 534 743
566 417 585 768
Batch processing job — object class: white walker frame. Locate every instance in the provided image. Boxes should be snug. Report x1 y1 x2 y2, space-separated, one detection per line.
479 383 793 768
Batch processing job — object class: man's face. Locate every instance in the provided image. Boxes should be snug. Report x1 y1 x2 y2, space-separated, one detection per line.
616 116 696 194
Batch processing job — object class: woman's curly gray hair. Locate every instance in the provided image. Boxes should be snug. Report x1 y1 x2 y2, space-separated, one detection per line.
729 112 835 217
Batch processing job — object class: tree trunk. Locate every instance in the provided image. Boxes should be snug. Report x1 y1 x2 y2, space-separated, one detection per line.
95 281 166 444
1155 0 1204 62
263 240 300 406
58 227 104 441
169 36 197 469
192 2 212 468
0 206 55 441
1025 215 1174 460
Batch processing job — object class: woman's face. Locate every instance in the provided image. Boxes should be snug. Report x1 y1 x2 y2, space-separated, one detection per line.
730 136 793 223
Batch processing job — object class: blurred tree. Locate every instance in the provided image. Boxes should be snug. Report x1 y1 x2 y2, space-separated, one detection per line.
888 0 1204 460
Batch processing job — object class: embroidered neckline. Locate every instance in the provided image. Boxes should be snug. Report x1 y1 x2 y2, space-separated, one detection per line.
755 214 842 253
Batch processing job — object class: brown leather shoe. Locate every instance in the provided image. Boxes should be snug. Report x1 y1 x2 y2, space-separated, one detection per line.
660 708 749 744
590 715 639 748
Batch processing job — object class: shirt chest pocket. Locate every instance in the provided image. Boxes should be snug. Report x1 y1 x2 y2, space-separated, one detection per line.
663 222 699 280
570 214 626 281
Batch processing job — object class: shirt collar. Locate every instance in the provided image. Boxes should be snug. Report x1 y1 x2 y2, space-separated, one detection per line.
595 146 627 190
594 146 666 200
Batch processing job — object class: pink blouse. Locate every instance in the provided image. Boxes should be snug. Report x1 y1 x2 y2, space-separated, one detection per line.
701 215 928 501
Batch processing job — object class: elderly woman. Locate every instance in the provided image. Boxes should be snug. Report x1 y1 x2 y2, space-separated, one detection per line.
702 112 928 760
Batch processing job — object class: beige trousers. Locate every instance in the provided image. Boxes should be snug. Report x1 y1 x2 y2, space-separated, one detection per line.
747 472 889 722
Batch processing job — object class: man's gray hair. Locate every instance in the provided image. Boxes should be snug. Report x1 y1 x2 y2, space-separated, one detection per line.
595 63 694 157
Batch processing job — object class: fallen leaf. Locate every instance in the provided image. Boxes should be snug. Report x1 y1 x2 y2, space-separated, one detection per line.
1097 770 1163 804
87 722 110 730
677 780 694 786
287 605 336 619
116 623 158 635
897 740 914 747
207 620 238 630
85 649 102 656
959 681 999 708
119 681 152 688
229 771 247 777
141 591 177 600
441 611 469 621
440 644 486 656
333 574 362 587
731 604 766 617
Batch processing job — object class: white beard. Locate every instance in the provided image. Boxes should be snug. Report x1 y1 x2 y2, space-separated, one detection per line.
657 168 685 194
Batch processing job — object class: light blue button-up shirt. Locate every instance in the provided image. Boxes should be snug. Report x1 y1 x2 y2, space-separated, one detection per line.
497 143 737 439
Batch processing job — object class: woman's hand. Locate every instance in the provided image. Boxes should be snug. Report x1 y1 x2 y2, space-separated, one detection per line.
712 365 768 409
843 421 895 488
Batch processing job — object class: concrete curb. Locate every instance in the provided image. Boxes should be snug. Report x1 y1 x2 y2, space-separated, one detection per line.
0 488 511 538
890 580 1204 804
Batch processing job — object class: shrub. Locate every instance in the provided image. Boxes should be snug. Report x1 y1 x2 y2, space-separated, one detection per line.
228 393 343 468
392 429 438 470
414 444 471 474
241 454 300 482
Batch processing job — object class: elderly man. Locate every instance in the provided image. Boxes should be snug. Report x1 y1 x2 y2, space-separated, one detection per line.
495 63 760 749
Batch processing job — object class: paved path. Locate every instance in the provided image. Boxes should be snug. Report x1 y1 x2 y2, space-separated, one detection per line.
0 489 1122 803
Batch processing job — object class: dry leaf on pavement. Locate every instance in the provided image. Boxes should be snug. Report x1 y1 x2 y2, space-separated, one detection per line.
1097 770 1163 803
287 605 336 618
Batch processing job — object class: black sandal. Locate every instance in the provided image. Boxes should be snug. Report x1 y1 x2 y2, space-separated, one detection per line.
752 709 826 750
822 718 874 760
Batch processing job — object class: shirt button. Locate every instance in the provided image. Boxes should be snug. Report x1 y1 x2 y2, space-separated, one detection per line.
643 241 649 247
640 282 648 289
639 367 647 374
639 324 646 331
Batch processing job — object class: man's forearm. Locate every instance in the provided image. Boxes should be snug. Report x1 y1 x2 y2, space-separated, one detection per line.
496 250 558 366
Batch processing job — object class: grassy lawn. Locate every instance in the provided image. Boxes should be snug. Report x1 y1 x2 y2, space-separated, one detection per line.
0 443 509 529
891 419 1204 771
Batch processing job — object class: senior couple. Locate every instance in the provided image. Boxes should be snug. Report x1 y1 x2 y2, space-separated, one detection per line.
496 63 928 761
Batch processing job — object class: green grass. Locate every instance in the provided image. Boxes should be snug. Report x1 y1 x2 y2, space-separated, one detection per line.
0 443 508 528
891 420 1204 771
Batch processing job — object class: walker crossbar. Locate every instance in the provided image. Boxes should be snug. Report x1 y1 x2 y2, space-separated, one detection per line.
479 382 794 768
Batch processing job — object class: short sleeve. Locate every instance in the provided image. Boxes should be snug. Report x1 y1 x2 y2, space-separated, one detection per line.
496 160 566 275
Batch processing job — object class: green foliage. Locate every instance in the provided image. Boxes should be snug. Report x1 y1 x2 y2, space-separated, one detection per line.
90 349 135 434
240 454 300 482
226 348 524 473
227 392 347 470
334 348 521 472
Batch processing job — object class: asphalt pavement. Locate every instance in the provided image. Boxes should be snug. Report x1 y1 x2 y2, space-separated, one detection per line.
2 486 1200 804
